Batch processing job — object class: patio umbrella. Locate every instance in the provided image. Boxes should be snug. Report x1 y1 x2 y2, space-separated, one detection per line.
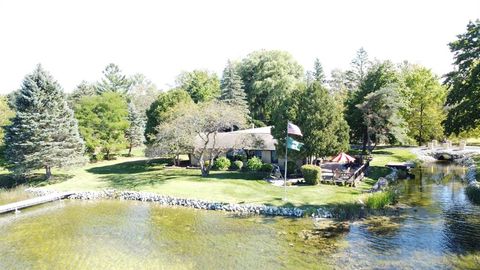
331 152 355 163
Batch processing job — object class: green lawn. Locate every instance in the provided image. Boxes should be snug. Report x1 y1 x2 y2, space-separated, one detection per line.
0 147 418 209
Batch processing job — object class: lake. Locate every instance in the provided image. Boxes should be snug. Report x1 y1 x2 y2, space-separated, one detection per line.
1 163 479 269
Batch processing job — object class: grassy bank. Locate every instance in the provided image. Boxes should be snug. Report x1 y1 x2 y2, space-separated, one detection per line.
0 147 415 210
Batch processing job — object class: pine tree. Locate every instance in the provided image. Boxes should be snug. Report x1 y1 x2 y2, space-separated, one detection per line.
4 65 86 179
96 63 131 94
312 58 326 83
220 61 250 116
68 81 95 106
125 102 145 156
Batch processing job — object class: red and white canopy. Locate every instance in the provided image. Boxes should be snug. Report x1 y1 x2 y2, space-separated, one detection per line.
331 152 355 163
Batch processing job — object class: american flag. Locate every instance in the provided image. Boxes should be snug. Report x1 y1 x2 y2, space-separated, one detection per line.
287 122 302 136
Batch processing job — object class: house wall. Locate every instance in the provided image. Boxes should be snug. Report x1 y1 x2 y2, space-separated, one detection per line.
261 150 272 164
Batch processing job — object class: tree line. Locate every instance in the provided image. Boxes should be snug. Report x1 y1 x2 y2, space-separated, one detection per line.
0 19 478 178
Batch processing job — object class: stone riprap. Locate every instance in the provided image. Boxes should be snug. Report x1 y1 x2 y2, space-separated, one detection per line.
25 188 306 218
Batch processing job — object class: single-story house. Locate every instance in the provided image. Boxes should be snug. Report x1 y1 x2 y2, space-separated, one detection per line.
191 126 289 167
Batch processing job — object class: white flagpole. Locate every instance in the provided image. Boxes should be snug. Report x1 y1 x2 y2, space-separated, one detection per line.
284 122 288 201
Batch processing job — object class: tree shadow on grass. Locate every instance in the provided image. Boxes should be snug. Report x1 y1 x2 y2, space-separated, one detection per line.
0 172 73 189
87 158 171 175
206 171 267 181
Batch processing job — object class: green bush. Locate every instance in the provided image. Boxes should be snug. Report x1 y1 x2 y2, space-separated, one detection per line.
204 160 210 168
365 190 397 209
233 160 244 171
301 165 322 185
260 163 274 173
466 184 480 205
214 157 231 171
287 161 297 175
246 157 263 171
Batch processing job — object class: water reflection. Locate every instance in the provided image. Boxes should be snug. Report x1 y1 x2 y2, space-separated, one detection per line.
0 162 479 269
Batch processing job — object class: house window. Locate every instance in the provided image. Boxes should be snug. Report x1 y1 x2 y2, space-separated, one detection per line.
254 150 262 159
271 150 278 163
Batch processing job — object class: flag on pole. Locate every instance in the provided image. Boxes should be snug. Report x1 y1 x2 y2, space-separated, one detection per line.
287 122 303 136
287 137 304 151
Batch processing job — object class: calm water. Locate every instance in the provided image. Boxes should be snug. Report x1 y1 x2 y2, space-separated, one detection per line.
0 163 479 269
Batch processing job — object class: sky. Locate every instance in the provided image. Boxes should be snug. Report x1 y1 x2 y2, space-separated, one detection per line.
0 0 479 94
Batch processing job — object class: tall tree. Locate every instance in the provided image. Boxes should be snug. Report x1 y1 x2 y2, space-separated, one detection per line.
74 92 129 160
346 47 371 90
220 60 250 117
176 70 220 103
69 81 95 106
127 73 160 115
125 102 145 156
345 61 399 153
238 50 304 125
145 88 193 143
96 63 132 95
4 65 86 179
356 85 408 153
402 65 446 145
298 82 350 158
444 20 480 135
312 58 326 84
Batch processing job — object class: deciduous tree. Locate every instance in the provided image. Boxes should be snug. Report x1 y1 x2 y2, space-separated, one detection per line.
176 70 220 103
144 88 193 143
74 92 129 160
444 20 480 135
238 50 303 125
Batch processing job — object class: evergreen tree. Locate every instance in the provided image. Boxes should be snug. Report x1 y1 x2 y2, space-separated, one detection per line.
357 85 408 152
346 47 371 90
96 63 132 94
312 58 326 84
344 61 398 153
298 82 350 158
69 81 95 106
220 60 250 117
4 65 86 179
125 102 145 156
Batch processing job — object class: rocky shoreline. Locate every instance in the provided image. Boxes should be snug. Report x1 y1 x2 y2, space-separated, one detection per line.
25 188 307 218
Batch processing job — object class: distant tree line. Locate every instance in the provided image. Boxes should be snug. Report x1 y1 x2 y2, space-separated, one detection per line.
0 19 478 179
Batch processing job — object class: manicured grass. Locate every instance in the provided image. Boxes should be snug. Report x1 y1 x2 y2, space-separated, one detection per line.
365 147 417 183
0 147 417 209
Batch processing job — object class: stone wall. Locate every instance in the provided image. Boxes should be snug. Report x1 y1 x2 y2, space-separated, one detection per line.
26 188 305 218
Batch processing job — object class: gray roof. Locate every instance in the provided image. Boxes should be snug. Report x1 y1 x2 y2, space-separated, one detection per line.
195 126 277 151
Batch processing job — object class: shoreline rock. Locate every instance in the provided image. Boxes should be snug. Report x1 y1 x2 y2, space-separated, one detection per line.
25 188 307 218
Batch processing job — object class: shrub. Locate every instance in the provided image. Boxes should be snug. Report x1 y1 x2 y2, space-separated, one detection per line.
246 157 263 171
287 161 297 175
204 160 210 168
214 157 231 171
466 184 480 205
301 165 322 185
260 163 274 173
233 160 243 171
365 190 397 209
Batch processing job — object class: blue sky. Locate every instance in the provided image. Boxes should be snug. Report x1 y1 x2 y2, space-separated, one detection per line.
0 0 479 93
